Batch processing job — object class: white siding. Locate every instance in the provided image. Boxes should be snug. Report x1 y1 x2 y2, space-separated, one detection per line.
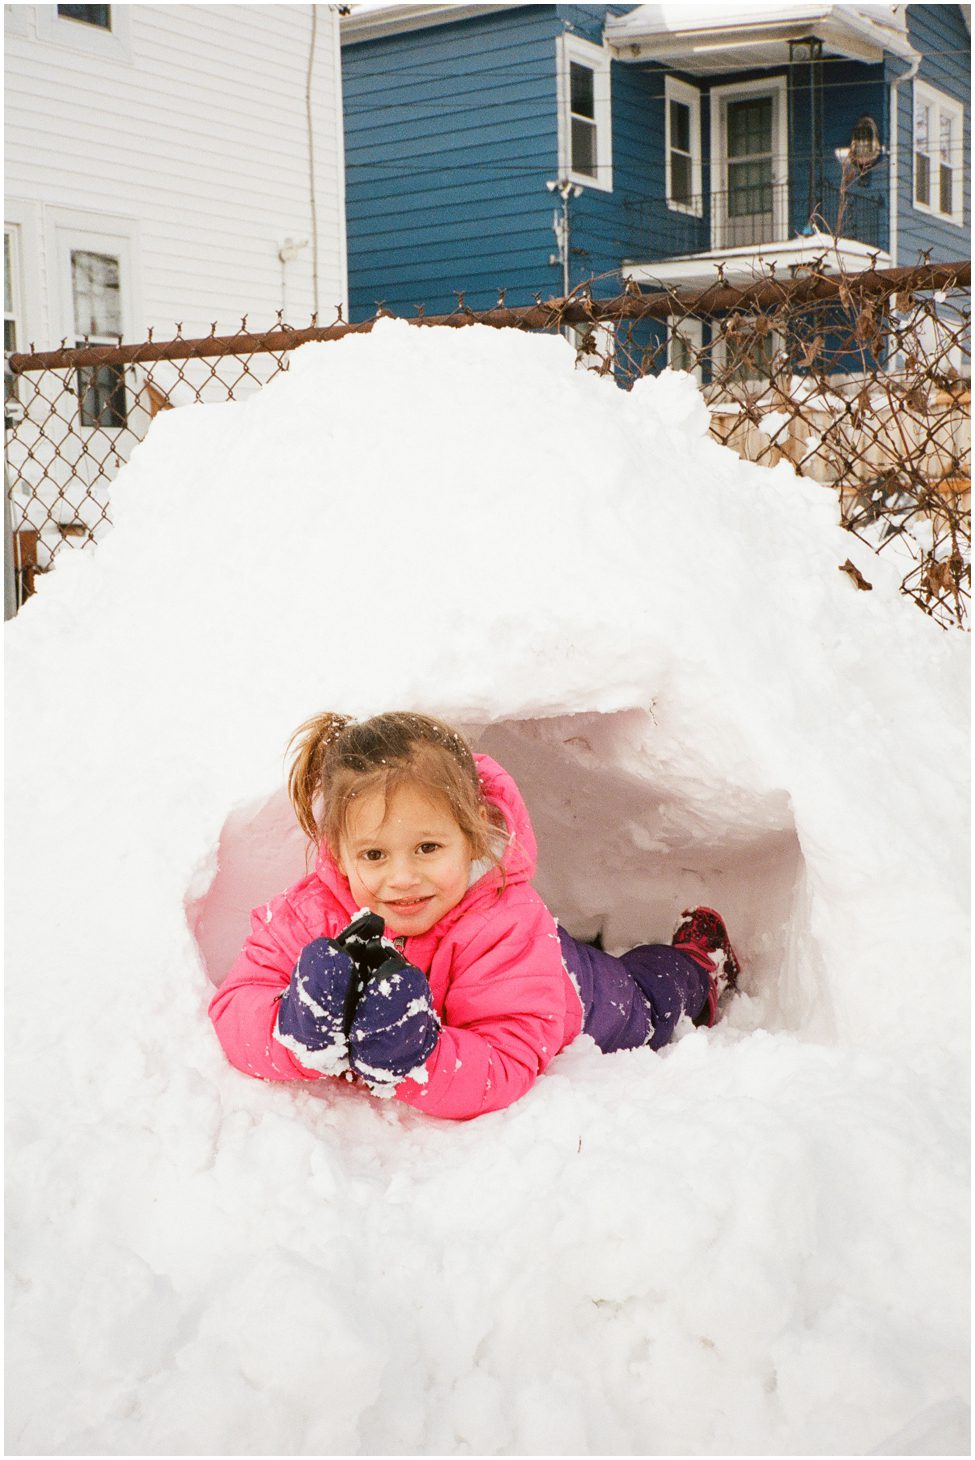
4 2 348 348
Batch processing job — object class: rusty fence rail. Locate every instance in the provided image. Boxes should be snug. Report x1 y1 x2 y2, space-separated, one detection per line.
5 259 970 628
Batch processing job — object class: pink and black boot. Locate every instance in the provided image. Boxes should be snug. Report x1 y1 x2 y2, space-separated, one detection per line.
671 907 741 1027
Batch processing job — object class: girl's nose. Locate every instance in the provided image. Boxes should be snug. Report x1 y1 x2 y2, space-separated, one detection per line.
386 858 420 889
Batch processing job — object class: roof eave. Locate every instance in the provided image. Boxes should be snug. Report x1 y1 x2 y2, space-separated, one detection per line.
341 4 514 45
606 8 919 68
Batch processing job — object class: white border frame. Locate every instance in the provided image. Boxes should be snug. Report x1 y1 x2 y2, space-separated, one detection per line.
665 76 702 217
35 3 133 62
556 33 613 193
912 78 965 227
709 75 788 251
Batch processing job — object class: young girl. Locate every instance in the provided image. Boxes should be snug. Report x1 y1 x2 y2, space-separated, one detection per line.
209 712 741 1121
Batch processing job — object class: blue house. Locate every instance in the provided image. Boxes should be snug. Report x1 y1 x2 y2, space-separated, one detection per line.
341 3 970 323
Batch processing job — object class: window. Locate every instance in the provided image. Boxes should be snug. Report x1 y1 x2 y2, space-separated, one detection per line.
665 78 702 215
557 35 612 192
913 80 964 225
57 4 111 26
667 316 704 381
712 316 783 386
710 78 788 249
5 229 22 404
71 249 127 427
37 5 131 59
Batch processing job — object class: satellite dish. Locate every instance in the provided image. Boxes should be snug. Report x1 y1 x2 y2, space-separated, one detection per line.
849 116 882 170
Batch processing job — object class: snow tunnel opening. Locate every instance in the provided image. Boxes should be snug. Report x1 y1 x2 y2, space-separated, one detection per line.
186 708 816 1033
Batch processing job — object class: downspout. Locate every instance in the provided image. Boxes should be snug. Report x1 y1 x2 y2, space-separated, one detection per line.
306 3 321 315
888 50 921 265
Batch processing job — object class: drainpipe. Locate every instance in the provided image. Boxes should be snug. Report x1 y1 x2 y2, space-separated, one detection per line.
888 51 921 266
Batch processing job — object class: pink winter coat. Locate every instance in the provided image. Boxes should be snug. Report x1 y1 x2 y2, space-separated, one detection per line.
209 754 583 1120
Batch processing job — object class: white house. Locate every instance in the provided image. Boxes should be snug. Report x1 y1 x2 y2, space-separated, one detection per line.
4 2 348 595
4 1 347 353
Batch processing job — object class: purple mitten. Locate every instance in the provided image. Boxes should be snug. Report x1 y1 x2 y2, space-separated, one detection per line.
274 938 357 1074
348 955 440 1092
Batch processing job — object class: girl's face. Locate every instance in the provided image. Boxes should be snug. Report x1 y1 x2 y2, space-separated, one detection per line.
338 782 478 937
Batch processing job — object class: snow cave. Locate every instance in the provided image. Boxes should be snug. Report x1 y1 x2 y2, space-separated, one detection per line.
6 320 968 1457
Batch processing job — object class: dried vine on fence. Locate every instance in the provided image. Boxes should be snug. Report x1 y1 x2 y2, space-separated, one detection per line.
5 260 970 628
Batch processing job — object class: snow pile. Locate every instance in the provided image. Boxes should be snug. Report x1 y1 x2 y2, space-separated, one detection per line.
6 321 969 1456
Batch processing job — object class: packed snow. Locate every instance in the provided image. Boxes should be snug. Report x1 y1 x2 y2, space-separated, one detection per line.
5 321 969 1456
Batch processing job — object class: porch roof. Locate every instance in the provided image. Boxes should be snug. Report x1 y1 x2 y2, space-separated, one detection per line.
605 3 920 72
623 232 892 289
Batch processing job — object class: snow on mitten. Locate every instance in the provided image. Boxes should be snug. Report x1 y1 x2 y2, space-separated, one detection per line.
274 938 357 1074
348 955 440 1094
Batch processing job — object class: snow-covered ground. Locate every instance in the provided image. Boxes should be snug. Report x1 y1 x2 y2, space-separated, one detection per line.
5 322 969 1456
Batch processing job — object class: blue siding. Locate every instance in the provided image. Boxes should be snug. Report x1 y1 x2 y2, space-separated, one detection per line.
893 4 970 263
343 4 968 319
344 5 566 319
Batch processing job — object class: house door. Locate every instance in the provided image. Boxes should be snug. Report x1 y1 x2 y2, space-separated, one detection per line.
712 82 787 249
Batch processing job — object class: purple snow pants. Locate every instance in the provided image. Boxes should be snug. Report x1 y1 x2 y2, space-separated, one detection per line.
558 926 711 1054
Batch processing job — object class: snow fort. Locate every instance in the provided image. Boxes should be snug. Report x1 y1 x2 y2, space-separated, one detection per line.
6 321 969 1456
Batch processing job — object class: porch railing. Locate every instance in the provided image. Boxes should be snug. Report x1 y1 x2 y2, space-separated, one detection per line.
642 180 886 260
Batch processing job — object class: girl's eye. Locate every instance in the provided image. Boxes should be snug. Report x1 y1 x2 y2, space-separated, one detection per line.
418 842 441 855
362 849 384 862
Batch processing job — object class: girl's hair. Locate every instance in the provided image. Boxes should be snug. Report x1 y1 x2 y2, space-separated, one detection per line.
287 711 503 861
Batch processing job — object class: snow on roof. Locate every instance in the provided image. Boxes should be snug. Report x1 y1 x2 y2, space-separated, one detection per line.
606 2 919 67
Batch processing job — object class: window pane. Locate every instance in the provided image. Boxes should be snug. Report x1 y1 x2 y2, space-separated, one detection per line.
571 117 596 176
670 99 690 154
671 332 694 373
727 97 772 158
76 363 127 427
728 158 773 216
4 320 17 402
939 162 953 215
671 151 692 205
915 150 930 205
939 111 953 163
57 5 111 27
72 250 121 337
570 62 595 120
914 101 929 150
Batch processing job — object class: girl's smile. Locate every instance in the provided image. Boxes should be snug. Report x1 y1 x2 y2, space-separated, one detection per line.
337 783 477 936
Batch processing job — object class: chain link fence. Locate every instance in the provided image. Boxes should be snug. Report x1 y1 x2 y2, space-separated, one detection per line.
5 259 970 628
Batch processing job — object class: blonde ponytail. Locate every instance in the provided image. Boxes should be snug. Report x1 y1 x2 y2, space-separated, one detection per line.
286 712 353 842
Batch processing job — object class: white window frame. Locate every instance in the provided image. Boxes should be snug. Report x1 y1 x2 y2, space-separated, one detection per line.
665 77 702 217
556 33 613 193
4 225 25 403
3 199 43 353
35 3 132 61
709 76 788 251
5 225 24 353
912 79 964 227
667 315 704 382
47 210 142 432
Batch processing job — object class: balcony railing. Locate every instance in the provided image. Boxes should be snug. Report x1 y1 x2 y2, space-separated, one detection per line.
640 177 887 261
